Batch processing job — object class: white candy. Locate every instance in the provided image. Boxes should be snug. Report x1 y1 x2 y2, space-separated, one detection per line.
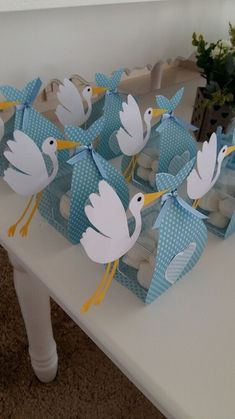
137 261 154 289
151 159 159 172
136 166 151 181
146 228 159 243
144 147 159 159
216 169 235 197
122 255 141 270
137 153 153 169
148 170 156 187
208 211 229 229
138 234 156 253
199 189 221 212
148 253 157 269
60 190 71 220
219 197 235 219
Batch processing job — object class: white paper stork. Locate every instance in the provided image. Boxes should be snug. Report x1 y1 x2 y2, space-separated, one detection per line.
4 130 77 236
55 78 107 127
117 95 166 181
187 133 235 208
80 180 166 312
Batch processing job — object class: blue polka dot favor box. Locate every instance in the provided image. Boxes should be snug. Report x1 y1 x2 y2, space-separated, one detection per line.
55 69 128 161
120 87 198 193
38 116 130 244
0 78 43 176
193 128 235 239
115 158 208 304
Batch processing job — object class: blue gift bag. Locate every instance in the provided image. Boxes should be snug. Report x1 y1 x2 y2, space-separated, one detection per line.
196 127 235 239
116 158 207 304
123 87 198 193
39 117 130 244
0 78 43 175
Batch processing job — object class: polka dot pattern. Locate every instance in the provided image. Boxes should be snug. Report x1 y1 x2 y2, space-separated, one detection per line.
115 163 208 304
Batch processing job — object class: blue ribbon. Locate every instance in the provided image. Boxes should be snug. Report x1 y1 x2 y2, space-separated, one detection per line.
67 145 107 179
156 112 198 133
106 89 129 100
16 78 42 130
153 190 207 229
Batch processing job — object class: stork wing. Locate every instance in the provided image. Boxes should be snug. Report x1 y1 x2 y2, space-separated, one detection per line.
55 78 85 127
81 227 114 263
4 167 38 196
0 117 4 141
4 130 47 176
187 167 203 199
196 133 217 183
84 180 129 240
117 94 144 156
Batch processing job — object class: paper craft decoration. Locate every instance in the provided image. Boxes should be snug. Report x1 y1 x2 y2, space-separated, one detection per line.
125 87 198 193
0 115 15 176
188 130 235 238
87 68 126 160
38 117 130 244
80 180 166 312
113 94 166 182
0 78 43 175
3 130 77 237
55 78 108 127
115 158 208 304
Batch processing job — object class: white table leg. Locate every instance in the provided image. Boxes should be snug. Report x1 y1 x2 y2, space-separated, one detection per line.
8 253 58 383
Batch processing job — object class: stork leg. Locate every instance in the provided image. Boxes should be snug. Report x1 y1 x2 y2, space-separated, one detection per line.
123 155 138 182
94 260 119 305
19 191 43 237
80 263 111 313
192 199 200 209
8 195 35 237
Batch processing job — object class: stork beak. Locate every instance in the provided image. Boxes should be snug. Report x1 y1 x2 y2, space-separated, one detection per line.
0 101 19 110
56 139 79 150
92 86 108 95
226 145 235 156
152 108 167 117
143 189 168 206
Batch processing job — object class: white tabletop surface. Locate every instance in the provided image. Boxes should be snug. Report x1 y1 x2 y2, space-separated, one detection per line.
1 80 235 419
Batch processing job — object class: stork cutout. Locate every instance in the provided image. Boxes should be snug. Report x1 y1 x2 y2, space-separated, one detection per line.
56 78 108 127
80 180 167 312
115 95 166 182
187 132 235 208
4 130 78 237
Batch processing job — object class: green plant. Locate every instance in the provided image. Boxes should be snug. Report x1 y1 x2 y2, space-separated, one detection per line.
192 23 235 108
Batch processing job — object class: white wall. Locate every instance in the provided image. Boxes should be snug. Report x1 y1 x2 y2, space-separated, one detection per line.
0 0 234 87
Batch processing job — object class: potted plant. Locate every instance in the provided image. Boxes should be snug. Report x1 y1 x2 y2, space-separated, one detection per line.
191 23 235 141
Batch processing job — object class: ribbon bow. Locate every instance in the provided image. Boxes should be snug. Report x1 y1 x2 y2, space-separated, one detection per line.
16 78 42 131
67 145 107 179
156 112 198 133
106 89 129 100
153 190 207 229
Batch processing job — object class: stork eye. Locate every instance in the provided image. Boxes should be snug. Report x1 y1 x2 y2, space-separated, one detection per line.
49 140 54 145
87 87 91 92
148 110 152 115
137 196 142 202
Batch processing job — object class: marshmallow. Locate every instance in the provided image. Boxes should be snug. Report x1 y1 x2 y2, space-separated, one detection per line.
137 261 154 289
122 255 141 270
219 197 235 219
199 189 221 212
136 166 152 181
148 253 157 269
146 228 159 243
148 170 157 187
138 234 156 253
208 211 229 229
151 159 159 172
137 153 153 169
60 190 71 220
216 169 235 197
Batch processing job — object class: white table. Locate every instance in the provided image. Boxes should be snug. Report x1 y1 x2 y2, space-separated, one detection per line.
1 81 235 419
